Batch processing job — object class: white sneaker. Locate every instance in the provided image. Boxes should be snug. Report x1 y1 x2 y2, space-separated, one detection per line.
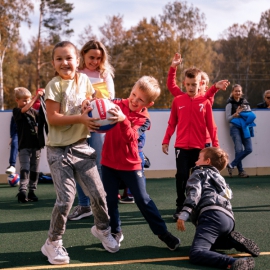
41 238 70 265
91 225 119 253
113 231 124 247
5 166 16 174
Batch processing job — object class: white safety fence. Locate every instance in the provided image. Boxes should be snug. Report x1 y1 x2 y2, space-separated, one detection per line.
0 109 269 182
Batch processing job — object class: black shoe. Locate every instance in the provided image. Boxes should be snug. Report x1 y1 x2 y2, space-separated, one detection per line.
230 231 260 257
119 196 135 204
16 191 28 203
158 231 180 251
232 257 255 270
227 164 233 178
28 191 38 202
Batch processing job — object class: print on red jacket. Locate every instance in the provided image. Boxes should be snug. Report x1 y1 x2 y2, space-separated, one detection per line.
162 94 219 149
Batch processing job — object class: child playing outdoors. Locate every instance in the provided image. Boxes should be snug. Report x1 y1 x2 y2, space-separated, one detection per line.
13 87 44 203
167 53 229 100
162 67 219 220
177 147 260 269
167 52 230 148
96 76 180 250
41 41 118 265
68 39 115 221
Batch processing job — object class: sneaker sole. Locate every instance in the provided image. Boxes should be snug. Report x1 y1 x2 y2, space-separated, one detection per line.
119 200 135 204
231 231 260 257
232 257 255 270
68 211 93 220
91 226 119 253
168 238 180 251
41 245 70 265
6 171 16 174
5 168 16 174
116 233 124 247
119 234 124 243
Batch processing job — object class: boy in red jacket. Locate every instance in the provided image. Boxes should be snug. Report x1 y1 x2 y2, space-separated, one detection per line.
98 76 180 251
162 67 219 220
167 53 230 147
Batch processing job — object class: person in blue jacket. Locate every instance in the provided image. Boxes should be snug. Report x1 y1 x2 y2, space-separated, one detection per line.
225 84 252 178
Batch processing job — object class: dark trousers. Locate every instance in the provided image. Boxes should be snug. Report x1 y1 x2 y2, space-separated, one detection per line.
18 148 41 192
101 165 167 235
175 148 201 208
190 210 236 268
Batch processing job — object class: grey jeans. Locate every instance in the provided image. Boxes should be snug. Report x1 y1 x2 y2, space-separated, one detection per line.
18 148 41 192
46 140 109 241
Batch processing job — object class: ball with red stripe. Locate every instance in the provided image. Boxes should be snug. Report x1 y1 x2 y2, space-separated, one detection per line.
88 98 117 133
7 173 20 187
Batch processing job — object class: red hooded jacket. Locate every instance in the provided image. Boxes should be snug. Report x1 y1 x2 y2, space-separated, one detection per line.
101 98 151 171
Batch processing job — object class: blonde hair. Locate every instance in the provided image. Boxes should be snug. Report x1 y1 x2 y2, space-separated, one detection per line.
201 71 209 86
79 40 114 78
134 76 161 102
200 147 229 171
14 87 31 99
230 84 243 98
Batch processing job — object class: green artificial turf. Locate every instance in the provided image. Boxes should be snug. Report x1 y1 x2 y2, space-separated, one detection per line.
0 176 270 270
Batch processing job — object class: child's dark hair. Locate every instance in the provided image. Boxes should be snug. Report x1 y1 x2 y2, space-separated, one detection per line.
184 67 202 79
79 40 114 77
200 147 229 171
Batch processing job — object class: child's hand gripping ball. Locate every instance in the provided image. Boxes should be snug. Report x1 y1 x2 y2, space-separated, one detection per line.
88 98 117 133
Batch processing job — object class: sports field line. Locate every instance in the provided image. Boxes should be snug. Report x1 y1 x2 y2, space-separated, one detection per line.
1 252 270 270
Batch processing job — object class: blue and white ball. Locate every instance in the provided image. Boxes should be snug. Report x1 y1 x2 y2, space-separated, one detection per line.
7 173 20 187
88 98 117 133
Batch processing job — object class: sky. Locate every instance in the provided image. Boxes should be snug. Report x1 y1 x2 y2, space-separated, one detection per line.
19 0 270 52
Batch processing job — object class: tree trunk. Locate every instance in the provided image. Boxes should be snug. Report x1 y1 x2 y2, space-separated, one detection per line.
36 3 44 89
0 33 7 110
0 56 4 110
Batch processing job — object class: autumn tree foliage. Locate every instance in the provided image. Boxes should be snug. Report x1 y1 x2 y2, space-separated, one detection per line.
35 0 74 89
0 0 33 109
2 1 270 109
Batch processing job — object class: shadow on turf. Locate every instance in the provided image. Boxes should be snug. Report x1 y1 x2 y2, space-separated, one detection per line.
0 244 246 270
0 245 192 269
0 219 51 234
0 198 57 210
